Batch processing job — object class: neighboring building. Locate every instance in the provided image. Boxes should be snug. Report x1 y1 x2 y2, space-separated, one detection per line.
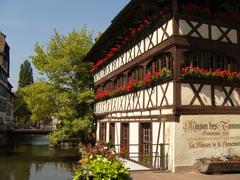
86 0 240 172
0 32 14 131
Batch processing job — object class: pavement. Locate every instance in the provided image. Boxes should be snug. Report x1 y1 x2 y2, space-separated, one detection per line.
131 166 240 180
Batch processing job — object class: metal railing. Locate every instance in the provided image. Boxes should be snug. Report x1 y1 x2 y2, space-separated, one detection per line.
114 143 169 171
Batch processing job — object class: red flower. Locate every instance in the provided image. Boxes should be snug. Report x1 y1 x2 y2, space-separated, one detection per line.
111 47 119 53
96 90 111 100
126 80 137 91
144 72 152 86
91 4 172 73
120 146 127 152
143 19 149 25
118 86 125 91
221 71 231 78
115 44 121 49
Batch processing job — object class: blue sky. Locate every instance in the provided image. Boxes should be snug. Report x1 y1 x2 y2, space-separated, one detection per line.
0 0 129 90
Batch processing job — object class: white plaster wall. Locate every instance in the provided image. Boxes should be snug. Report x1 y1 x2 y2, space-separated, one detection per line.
166 82 174 105
168 122 175 172
228 29 238 44
152 122 163 157
129 122 139 160
198 23 208 39
96 122 100 141
179 19 238 44
167 19 173 37
175 115 240 167
152 122 173 171
181 84 240 107
95 82 174 115
199 85 211 105
161 109 173 115
181 83 194 105
179 19 191 35
115 122 121 153
94 19 173 83
106 122 109 143
231 88 240 106
215 86 228 106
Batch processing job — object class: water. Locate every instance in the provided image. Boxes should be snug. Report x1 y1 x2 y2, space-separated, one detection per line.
0 135 80 180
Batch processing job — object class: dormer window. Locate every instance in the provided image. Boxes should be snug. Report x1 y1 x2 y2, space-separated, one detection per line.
128 66 143 81
146 53 173 73
114 74 126 88
103 80 113 91
96 86 102 94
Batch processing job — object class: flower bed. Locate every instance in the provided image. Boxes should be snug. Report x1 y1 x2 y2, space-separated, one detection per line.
95 68 172 101
73 144 130 180
182 67 240 82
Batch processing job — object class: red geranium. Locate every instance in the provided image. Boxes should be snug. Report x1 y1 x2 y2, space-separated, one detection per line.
90 4 171 72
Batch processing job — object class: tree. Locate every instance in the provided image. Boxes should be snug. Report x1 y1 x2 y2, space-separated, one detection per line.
22 28 95 144
14 60 34 125
18 60 34 88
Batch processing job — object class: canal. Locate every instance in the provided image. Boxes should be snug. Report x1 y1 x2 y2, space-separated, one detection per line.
0 134 80 180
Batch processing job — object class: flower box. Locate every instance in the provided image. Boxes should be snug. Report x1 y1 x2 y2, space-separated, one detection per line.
197 158 240 174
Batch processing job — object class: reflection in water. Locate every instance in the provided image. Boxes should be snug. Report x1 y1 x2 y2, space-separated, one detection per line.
0 135 80 180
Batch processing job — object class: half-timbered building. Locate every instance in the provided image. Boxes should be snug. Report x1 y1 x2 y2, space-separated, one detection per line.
85 0 240 172
0 32 14 131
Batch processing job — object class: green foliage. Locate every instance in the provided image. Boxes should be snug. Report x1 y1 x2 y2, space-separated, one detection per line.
14 91 31 124
31 28 93 89
18 60 34 88
21 81 57 122
14 60 34 124
74 144 130 180
22 27 95 144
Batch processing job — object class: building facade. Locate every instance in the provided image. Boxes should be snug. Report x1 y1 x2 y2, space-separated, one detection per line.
86 0 240 171
0 33 14 131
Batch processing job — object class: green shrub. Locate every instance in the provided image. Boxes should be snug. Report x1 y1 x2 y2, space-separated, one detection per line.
73 144 130 180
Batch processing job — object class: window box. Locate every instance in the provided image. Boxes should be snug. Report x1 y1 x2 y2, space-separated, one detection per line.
197 158 240 174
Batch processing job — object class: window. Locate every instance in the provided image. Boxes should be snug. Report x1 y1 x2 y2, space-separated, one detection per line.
146 53 173 73
120 123 129 156
99 123 106 142
0 68 7 83
109 123 115 144
103 80 113 91
0 99 6 113
6 104 11 116
183 51 239 72
139 123 152 164
0 84 7 97
210 0 237 17
114 74 126 88
128 66 143 81
96 86 102 94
